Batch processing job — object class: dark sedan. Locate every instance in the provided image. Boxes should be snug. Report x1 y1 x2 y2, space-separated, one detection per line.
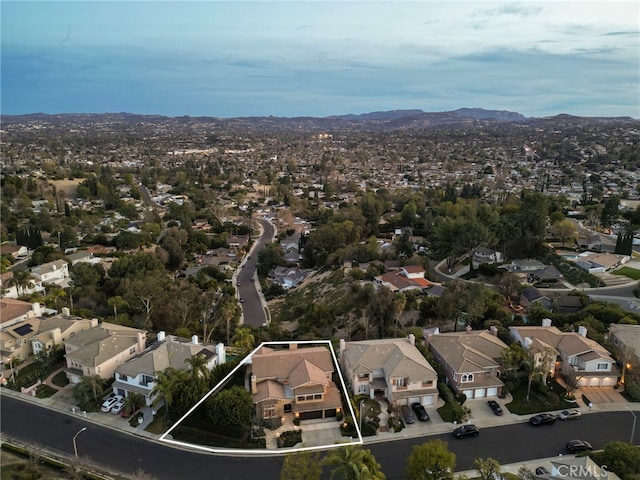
487 400 503 416
529 413 556 426
453 424 479 438
566 439 593 453
411 402 430 421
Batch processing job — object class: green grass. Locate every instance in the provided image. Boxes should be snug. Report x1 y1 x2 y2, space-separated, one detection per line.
505 381 574 415
35 384 58 398
612 266 640 280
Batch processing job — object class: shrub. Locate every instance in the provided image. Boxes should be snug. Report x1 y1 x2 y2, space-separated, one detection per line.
456 393 467 405
438 382 455 403
625 382 640 401
293 417 300 426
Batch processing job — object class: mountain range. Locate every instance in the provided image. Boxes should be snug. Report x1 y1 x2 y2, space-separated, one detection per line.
2 108 637 132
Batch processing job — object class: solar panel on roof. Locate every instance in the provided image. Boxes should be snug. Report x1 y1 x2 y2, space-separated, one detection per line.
14 323 33 336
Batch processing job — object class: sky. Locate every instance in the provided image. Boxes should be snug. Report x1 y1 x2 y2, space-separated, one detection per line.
1 1 639 118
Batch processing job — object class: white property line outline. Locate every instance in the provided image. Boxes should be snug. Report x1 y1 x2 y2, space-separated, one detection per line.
159 340 363 454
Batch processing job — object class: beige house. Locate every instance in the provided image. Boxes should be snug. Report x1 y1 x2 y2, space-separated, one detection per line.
1 307 98 362
374 266 431 293
609 323 640 381
250 344 343 422
510 319 618 387
112 331 226 407
0 271 44 299
64 322 147 383
428 327 507 399
339 335 439 406
0 300 43 362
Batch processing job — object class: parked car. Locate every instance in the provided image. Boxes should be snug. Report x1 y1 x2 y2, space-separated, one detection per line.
401 405 416 424
100 395 122 413
557 410 582 421
529 413 556 426
110 398 125 414
453 424 479 438
535 467 550 475
566 439 593 453
411 402 429 421
487 400 503 416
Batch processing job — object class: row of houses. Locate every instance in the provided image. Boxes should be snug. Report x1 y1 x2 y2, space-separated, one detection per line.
1 296 632 425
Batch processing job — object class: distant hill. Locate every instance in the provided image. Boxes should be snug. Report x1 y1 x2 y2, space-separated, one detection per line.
2 109 637 132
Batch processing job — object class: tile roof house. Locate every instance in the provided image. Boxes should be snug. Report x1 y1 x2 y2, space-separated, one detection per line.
249 344 343 422
0 299 42 332
111 331 226 407
339 335 439 407
268 266 308 289
428 327 508 399
510 319 618 387
1 307 98 363
63 322 147 384
608 323 640 382
520 286 553 311
374 266 431 293
0 244 28 259
574 252 628 273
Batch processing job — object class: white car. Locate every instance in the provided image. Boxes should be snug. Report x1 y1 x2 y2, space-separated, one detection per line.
110 398 126 414
100 395 122 413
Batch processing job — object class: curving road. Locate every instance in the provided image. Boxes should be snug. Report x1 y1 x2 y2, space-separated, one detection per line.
238 218 275 328
1 395 634 480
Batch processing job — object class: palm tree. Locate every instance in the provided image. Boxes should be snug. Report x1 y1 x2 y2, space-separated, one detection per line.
73 375 105 406
323 445 386 480
122 392 145 417
7 269 34 297
185 354 209 381
231 327 255 356
107 295 128 322
151 368 177 421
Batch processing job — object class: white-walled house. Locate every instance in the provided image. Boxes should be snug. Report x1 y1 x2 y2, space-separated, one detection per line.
111 332 226 406
30 259 69 285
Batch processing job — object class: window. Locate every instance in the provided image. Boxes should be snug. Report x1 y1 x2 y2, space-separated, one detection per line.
264 405 275 418
129 347 136 354
422 380 433 387
461 374 474 383
393 377 406 387
357 373 369 379
358 385 367 393
453 372 458 381
596 363 609 370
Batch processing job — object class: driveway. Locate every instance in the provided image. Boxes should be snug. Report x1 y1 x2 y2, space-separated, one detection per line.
579 386 627 404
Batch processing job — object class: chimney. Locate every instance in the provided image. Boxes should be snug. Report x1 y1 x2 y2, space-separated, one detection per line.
489 325 498 337
32 302 42 317
465 324 472 334
578 326 588 338
542 318 552 327
191 335 199 345
216 343 226 365
408 333 415 345
157 331 166 342
62 307 71 316
524 337 533 349
251 374 257 394
339 338 346 354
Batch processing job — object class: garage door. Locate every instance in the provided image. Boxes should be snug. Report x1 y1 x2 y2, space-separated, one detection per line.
475 388 486 398
463 389 474 399
589 377 601 386
299 410 323 420
422 395 434 405
579 377 589 387
487 387 498 397
409 396 421 404
601 377 614 386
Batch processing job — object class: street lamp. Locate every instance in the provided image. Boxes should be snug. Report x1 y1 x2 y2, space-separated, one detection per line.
627 407 637 444
73 427 87 459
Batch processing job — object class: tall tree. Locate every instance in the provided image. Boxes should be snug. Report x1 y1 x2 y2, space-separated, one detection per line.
323 445 386 480
280 451 322 480
406 439 456 480
473 458 502 480
73 375 105 406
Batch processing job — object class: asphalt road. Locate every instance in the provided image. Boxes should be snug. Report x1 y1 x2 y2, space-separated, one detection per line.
238 218 275 328
1 395 634 480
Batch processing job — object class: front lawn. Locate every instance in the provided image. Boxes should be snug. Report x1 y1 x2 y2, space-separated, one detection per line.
505 380 575 415
612 266 640 280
